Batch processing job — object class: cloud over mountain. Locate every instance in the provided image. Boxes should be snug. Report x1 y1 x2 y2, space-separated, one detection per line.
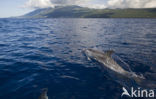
24 0 156 9
107 0 156 8
24 0 91 8
24 0 54 8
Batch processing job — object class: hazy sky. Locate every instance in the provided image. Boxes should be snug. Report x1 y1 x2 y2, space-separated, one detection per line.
0 0 156 18
0 0 30 18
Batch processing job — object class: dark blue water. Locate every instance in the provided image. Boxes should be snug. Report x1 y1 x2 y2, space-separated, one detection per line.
0 18 156 99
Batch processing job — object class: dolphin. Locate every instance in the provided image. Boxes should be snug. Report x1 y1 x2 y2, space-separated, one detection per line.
84 49 156 88
84 49 145 82
38 88 48 99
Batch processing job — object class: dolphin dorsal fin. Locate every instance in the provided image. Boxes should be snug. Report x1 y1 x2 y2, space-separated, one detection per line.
105 50 114 57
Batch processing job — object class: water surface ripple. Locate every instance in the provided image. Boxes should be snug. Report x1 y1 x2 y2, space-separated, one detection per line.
0 18 156 99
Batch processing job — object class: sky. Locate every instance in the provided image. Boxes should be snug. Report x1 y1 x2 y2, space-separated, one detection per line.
0 0 156 18
0 0 30 18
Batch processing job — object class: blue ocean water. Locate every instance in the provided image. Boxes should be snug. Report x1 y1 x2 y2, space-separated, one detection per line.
0 18 155 99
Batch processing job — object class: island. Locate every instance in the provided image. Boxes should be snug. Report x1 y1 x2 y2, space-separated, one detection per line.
22 6 156 18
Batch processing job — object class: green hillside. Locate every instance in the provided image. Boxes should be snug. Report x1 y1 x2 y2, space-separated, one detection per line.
84 8 156 18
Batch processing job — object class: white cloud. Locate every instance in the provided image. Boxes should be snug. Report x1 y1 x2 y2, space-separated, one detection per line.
24 0 54 8
144 0 156 8
106 0 156 8
85 4 106 9
24 0 91 9
24 0 156 9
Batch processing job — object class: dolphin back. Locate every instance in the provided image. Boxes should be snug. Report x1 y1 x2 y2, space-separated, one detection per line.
38 88 48 99
105 50 114 57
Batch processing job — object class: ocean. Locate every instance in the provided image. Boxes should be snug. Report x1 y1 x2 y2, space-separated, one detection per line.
0 18 156 99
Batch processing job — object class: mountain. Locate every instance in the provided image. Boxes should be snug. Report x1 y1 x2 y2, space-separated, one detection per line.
22 6 156 18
